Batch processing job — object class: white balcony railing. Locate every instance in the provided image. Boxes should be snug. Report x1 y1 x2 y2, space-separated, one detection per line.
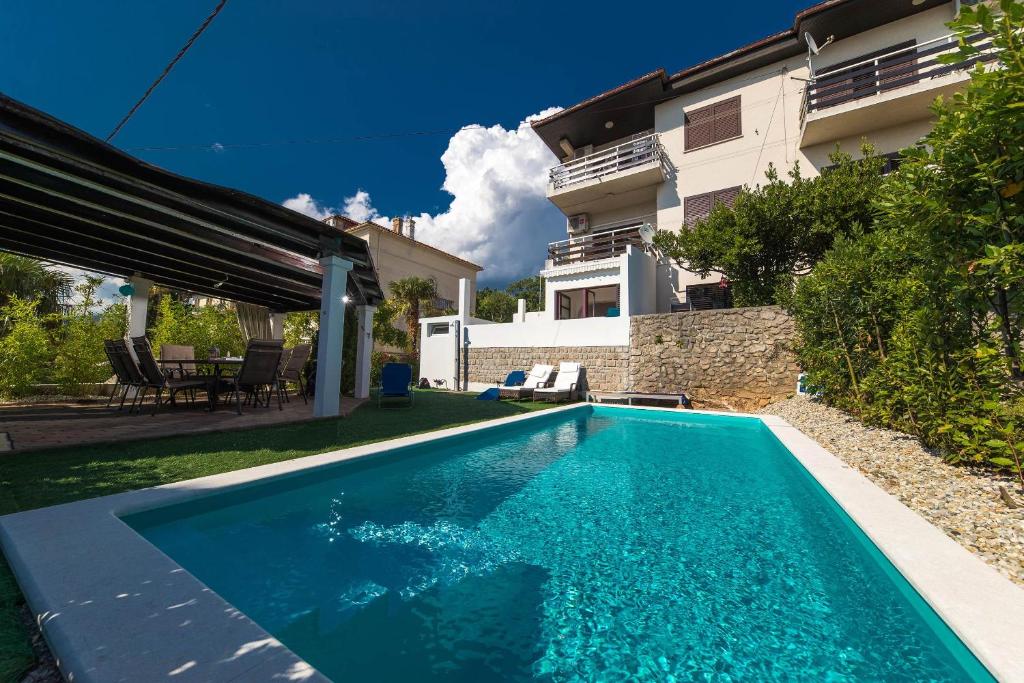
549 133 662 191
803 31 994 118
547 224 646 266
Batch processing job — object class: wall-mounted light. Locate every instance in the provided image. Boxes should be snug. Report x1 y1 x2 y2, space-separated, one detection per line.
342 295 351 304
213 273 229 288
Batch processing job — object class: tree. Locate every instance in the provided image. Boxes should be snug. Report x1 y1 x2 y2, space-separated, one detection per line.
876 0 1024 377
476 288 518 323
654 147 887 306
505 276 544 312
389 276 438 353
0 253 72 321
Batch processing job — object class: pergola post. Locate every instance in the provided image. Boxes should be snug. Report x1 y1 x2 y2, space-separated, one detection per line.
313 255 353 418
269 312 286 340
126 276 153 341
354 304 376 399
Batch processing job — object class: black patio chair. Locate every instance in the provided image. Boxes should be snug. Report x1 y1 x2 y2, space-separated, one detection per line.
279 343 311 404
130 336 208 415
103 339 143 410
219 340 284 414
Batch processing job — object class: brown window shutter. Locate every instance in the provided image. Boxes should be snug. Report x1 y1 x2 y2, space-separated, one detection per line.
684 192 712 228
684 106 713 151
712 185 742 209
712 96 741 142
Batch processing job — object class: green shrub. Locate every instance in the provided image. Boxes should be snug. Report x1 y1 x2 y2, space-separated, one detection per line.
790 0 1024 490
53 278 127 395
150 296 244 358
0 297 52 398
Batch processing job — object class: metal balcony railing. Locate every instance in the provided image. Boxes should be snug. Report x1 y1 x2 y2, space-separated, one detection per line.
548 133 662 191
547 224 646 267
804 32 994 116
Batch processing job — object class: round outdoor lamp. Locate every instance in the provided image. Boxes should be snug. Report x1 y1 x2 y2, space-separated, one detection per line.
118 283 135 297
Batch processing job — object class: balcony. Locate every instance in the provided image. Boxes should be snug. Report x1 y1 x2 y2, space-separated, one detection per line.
546 224 645 267
800 32 995 147
546 133 665 214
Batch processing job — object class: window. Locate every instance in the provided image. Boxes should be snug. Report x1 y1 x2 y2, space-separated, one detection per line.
427 323 450 336
685 283 733 310
684 96 741 151
684 186 741 228
555 285 620 320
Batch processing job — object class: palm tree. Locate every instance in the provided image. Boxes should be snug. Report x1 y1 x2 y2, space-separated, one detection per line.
389 276 438 354
0 253 72 316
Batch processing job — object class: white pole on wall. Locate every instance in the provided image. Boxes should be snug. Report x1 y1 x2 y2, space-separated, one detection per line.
353 304 375 399
313 255 353 418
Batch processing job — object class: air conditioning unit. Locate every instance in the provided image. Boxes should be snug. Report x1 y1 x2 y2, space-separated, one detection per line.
567 214 589 235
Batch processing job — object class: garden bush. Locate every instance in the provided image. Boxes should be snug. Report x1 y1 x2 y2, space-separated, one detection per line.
0 297 53 398
790 0 1024 490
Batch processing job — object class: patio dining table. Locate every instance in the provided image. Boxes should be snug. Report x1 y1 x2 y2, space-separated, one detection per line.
157 357 243 411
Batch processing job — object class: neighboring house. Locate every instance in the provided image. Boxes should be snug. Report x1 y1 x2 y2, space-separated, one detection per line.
419 0 989 398
323 215 482 346
530 0 985 318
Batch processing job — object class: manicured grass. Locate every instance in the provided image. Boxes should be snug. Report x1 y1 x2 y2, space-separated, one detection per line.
0 390 554 681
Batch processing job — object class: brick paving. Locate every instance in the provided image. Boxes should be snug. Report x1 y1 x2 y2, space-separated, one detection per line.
0 394 364 453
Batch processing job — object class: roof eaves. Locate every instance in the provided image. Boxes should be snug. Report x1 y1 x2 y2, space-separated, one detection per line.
530 69 667 130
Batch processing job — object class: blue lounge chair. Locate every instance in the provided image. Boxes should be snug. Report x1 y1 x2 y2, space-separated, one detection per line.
500 370 526 388
378 363 414 407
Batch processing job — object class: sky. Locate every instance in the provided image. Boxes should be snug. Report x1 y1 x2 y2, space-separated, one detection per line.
0 0 810 291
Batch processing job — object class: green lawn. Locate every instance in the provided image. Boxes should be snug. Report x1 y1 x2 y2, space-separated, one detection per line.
0 390 553 682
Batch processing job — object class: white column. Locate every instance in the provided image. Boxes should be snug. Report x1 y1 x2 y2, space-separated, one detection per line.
126 276 153 340
457 277 471 325
269 312 286 340
313 256 353 418
353 304 376 399
516 298 526 323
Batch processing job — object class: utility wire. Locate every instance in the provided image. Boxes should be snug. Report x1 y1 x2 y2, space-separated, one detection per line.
106 0 228 142
125 126 484 152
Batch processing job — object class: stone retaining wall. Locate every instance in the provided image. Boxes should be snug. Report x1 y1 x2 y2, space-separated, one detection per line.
629 306 799 411
465 346 629 393
463 306 799 411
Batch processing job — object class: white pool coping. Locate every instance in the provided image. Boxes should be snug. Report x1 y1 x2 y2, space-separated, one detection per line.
1 403 1022 682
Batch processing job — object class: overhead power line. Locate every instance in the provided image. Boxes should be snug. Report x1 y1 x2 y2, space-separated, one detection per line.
124 126 486 152
106 0 229 142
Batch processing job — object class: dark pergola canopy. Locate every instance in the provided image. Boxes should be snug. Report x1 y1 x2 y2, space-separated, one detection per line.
0 93 383 312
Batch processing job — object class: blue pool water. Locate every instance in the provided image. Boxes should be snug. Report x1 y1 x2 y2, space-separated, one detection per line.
125 407 992 681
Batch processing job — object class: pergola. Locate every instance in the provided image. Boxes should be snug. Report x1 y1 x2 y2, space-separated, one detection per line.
0 93 383 417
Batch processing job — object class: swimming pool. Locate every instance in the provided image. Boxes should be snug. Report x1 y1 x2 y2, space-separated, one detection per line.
124 406 992 682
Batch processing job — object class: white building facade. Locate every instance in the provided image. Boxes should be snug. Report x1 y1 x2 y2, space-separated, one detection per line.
420 0 987 393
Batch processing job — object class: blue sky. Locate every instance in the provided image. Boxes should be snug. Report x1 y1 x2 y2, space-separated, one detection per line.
1 0 809 287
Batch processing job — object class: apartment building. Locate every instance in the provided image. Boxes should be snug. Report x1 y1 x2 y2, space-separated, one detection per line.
531 0 986 317
419 0 989 393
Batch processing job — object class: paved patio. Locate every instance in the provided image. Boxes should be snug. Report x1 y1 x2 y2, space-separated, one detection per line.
0 395 365 453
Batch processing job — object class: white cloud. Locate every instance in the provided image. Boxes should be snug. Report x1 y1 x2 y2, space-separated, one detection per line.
282 192 332 221
342 189 387 225
281 108 566 283
52 265 121 308
282 189 388 227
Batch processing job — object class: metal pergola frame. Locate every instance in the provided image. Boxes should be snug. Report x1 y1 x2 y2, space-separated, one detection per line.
0 93 383 312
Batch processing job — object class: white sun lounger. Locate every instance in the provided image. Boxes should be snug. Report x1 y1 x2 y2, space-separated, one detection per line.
534 362 581 402
499 364 554 400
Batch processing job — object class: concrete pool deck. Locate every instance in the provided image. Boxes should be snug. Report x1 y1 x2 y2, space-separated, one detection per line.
1 403 1023 682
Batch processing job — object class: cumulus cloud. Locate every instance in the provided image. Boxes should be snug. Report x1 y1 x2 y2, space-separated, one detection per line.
282 192 332 221
282 189 389 227
342 190 387 225
282 108 566 283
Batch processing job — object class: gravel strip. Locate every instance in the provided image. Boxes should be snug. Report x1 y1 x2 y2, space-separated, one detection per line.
760 395 1024 586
